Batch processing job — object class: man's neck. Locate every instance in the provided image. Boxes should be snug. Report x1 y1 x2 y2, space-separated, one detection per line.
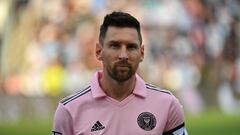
99 72 136 101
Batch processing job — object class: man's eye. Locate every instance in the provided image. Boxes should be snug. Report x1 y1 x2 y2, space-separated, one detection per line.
128 44 138 50
110 44 119 48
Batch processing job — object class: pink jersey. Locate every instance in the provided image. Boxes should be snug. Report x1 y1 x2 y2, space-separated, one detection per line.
52 71 188 135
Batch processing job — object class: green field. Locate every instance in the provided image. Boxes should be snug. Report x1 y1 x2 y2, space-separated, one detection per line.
0 111 239 135
186 111 240 135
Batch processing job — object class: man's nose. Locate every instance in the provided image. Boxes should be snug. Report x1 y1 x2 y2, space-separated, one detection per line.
118 47 128 60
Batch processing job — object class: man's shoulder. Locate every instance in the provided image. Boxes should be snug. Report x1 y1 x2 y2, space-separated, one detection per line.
144 83 182 108
145 83 172 96
60 85 92 106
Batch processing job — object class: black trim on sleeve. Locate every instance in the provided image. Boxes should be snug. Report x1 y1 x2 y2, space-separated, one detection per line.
52 131 62 135
163 123 185 135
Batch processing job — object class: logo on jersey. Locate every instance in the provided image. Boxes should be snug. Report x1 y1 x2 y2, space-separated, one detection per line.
91 121 105 132
137 112 156 131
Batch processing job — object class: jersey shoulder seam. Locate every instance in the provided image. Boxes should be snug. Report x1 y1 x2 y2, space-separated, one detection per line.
145 83 172 95
60 85 91 105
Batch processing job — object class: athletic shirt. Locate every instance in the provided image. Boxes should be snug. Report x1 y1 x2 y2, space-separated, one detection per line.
52 71 188 135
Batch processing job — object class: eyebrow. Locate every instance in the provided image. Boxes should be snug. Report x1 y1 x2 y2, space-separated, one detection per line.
107 40 139 45
108 40 120 44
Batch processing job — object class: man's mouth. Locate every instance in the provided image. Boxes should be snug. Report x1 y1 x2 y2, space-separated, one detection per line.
114 63 131 71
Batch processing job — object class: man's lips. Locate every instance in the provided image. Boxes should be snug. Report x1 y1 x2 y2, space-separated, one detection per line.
116 64 129 67
115 63 130 70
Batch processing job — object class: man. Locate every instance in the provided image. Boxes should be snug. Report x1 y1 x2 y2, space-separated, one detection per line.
52 11 188 135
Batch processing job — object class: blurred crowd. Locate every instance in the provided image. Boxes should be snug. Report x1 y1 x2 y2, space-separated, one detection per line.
0 0 240 115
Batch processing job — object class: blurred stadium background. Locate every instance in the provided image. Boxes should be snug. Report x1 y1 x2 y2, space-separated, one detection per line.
0 0 240 134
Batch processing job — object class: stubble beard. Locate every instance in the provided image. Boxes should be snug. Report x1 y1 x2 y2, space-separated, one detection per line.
108 63 136 82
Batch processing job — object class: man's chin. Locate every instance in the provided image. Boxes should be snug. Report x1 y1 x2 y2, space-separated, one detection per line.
110 68 134 82
115 77 130 82
114 73 132 82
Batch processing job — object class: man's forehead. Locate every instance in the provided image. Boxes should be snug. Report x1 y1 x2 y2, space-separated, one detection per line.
104 27 140 43
106 26 138 33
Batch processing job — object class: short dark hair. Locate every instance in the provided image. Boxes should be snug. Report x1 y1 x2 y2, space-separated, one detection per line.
99 11 142 45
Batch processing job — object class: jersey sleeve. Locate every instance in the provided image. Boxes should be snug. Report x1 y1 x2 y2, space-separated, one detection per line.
52 103 73 135
163 95 188 135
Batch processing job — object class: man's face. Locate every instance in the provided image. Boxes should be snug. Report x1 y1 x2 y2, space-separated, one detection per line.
96 26 144 82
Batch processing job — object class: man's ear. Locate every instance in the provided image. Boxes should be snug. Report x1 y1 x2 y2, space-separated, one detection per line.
96 43 103 60
140 45 144 62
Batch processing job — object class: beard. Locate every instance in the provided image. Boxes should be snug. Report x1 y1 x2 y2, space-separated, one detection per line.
108 60 136 82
